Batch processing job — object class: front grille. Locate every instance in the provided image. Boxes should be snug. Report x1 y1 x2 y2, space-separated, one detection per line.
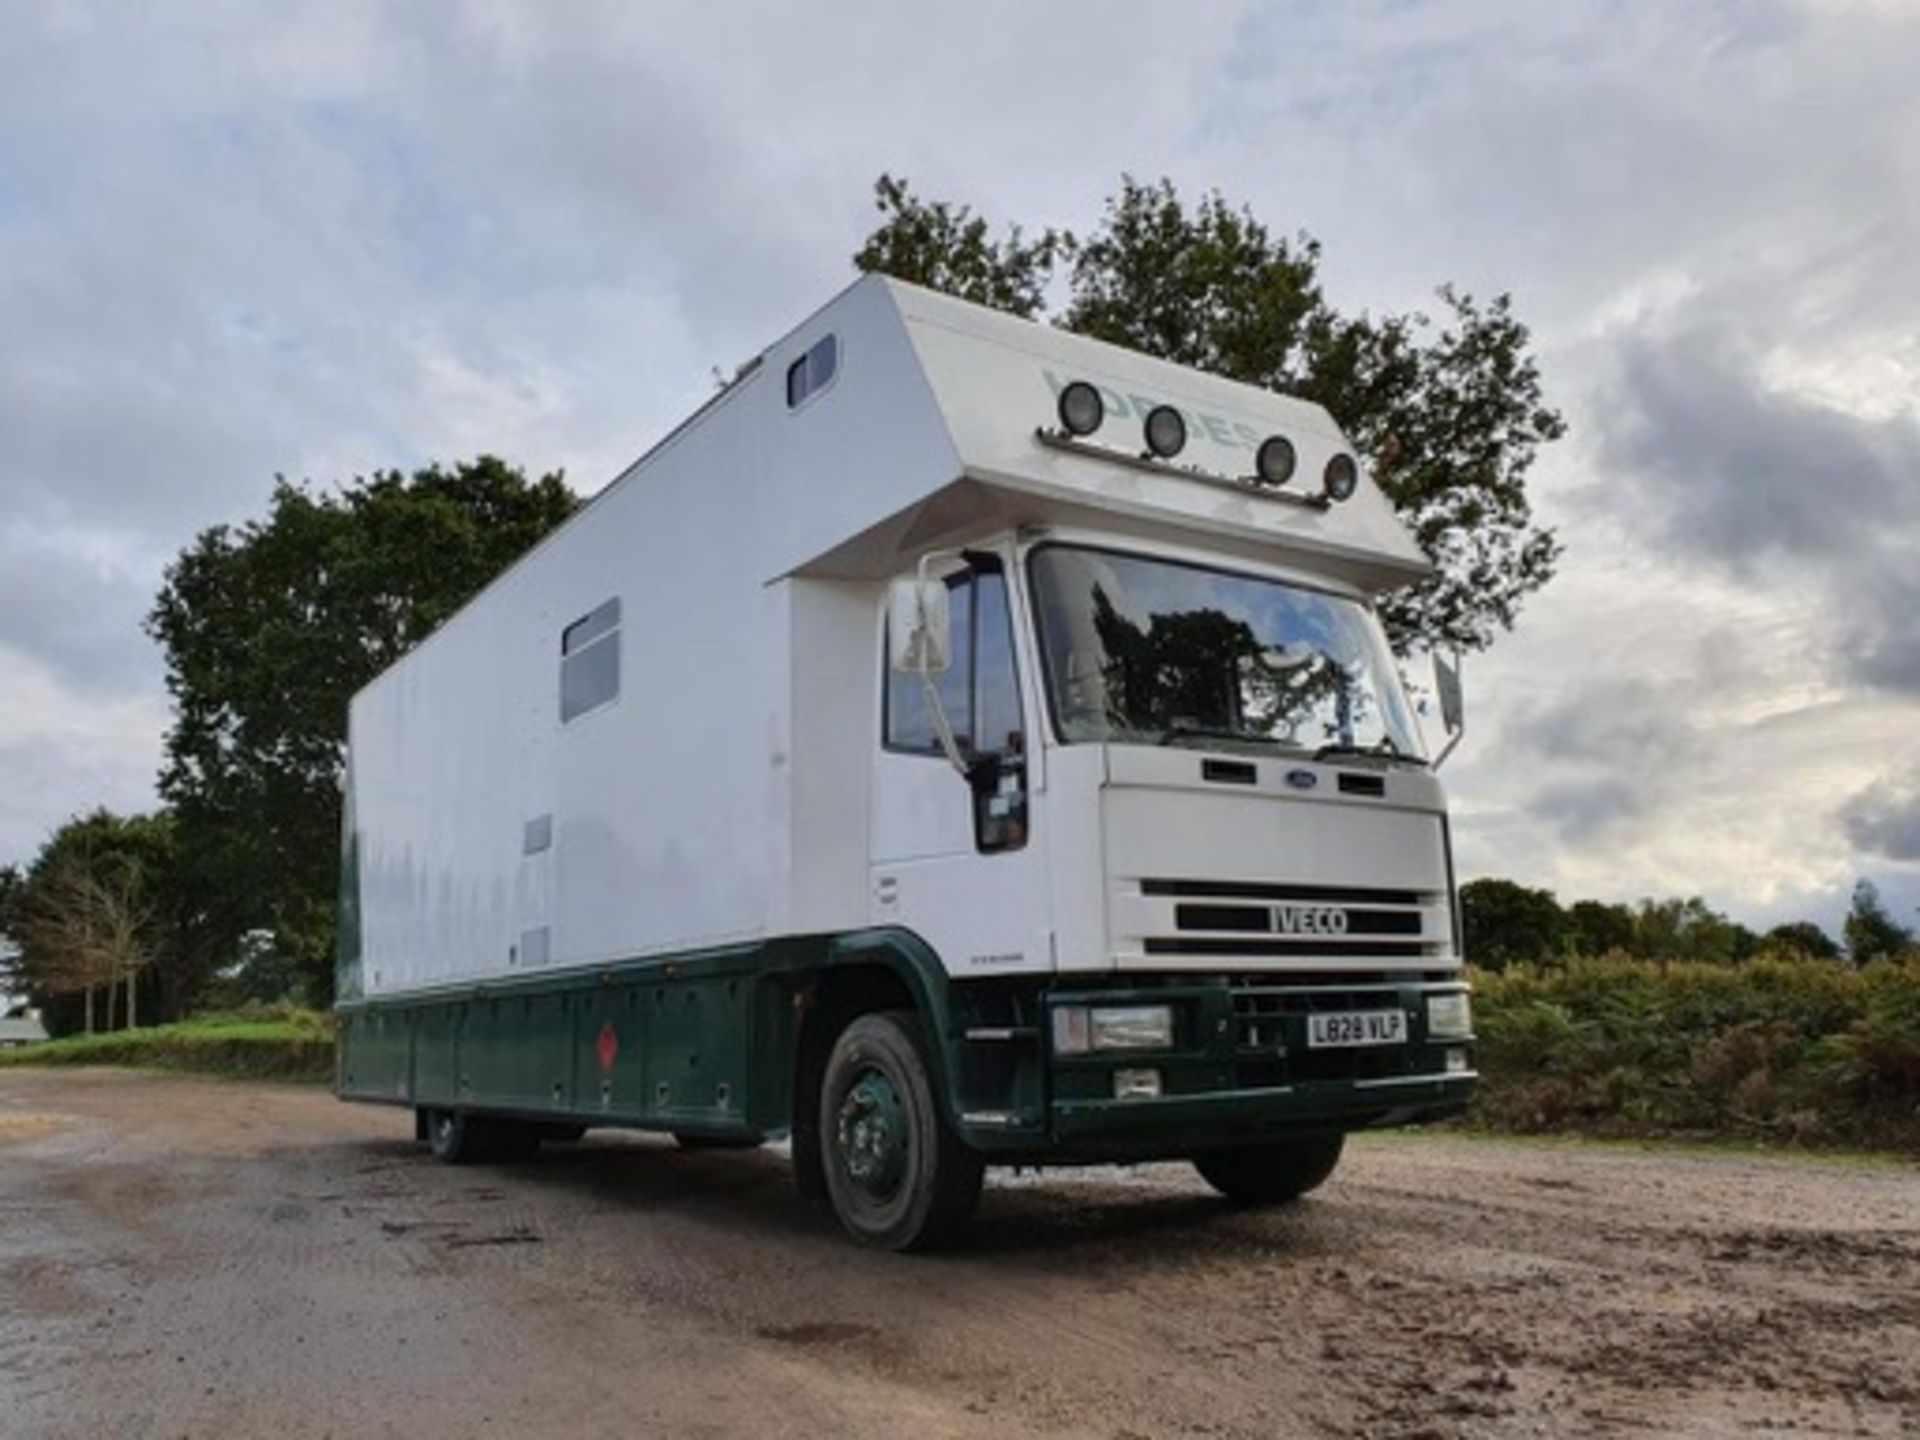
1147 937 1431 958
1142 878 1421 905
1138 877 1447 962
1173 903 1421 936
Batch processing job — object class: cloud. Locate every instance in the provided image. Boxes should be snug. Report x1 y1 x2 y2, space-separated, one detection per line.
1598 317 1920 696
0 521 165 696
1602 326 1919 568
0 0 1918 941
1841 773 1920 865
1489 678 1704 845
0 647 165 863
1529 778 1646 847
1512 680 1704 769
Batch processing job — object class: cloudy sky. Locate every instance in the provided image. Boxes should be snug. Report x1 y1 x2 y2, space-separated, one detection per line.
2 0 1916 936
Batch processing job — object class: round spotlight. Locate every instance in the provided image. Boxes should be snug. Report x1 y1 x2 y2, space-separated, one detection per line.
1143 405 1187 459
1056 380 1104 437
1254 435 1297 487
1323 452 1360 502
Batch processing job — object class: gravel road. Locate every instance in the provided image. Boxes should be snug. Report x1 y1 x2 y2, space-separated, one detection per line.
1 1069 1915 1438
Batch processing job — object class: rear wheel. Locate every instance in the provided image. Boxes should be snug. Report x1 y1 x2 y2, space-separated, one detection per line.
423 1110 542 1164
424 1108 485 1164
819 1011 982 1251
1192 1133 1345 1205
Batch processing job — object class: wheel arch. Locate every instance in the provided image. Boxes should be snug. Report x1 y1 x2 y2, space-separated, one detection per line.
785 927 966 1198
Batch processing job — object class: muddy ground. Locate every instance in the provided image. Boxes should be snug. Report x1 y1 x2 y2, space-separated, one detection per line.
0 1070 1915 1438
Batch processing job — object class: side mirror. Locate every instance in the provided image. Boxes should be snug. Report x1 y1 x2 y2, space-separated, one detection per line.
1431 650 1465 768
888 576 951 674
1435 651 1464 735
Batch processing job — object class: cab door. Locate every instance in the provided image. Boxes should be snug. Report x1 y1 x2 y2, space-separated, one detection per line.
869 552 1052 977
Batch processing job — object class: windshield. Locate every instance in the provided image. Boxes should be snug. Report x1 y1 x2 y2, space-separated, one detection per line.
1027 545 1422 758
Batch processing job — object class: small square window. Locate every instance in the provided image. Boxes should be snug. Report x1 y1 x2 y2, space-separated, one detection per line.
786 334 838 409
561 598 620 721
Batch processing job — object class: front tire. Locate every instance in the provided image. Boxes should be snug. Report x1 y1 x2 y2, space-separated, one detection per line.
819 1011 982 1251
1192 1133 1345 1205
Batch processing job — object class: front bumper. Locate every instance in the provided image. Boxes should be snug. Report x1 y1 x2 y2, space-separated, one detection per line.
1050 1071 1474 1156
956 974 1475 1162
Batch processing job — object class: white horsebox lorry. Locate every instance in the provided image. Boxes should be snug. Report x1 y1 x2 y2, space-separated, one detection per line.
335 275 1477 1249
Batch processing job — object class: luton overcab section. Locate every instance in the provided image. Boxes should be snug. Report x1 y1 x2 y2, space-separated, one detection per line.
334 275 1477 1249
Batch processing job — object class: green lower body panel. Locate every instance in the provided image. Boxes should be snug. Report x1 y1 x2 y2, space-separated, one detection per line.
336 934 1475 1164
336 944 769 1139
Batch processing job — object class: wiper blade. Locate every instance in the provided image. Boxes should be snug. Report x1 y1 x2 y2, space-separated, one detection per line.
1312 738 1427 767
1157 724 1303 753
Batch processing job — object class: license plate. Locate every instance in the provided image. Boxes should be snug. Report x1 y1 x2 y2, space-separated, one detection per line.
1307 1009 1407 1048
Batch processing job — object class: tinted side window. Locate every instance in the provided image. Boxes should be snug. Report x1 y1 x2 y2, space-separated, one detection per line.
561 598 620 722
973 570 1022 755
883 560 1023 757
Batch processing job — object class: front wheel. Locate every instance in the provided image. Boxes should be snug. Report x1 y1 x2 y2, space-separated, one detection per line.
1192 1133 1345 1205
819 1011 982 1251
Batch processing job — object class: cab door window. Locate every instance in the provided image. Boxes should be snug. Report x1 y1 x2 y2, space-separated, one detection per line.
882 556 1027 853
885 577 974 753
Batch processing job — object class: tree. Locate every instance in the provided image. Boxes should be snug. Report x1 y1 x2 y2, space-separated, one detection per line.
1460 878 1567 971
1762 920 1840 961
5 811 175 1034
853 175 1070 319
1844 879 1913 966
147 458 578 1005
1630 895 1747 964
1 863 28 1005
855 174 1566 653
1567 899 1637 957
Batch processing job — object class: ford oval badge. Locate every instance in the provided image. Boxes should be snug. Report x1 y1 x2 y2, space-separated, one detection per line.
1285 769 1318 791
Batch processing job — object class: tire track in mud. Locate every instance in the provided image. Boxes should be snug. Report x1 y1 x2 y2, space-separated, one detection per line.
1 1071 1916 1440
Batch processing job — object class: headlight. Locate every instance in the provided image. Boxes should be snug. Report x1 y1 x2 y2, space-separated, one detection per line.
1427 992 1473 1040
1051 1004 1175 1054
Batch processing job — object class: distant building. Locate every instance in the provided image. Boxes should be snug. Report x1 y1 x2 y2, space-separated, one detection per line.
0 1010 49 1048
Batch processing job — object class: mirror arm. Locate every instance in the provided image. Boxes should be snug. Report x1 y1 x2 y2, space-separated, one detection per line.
918 667 972 779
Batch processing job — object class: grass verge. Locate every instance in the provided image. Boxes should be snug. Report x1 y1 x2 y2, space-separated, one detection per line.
0 1012 335 1083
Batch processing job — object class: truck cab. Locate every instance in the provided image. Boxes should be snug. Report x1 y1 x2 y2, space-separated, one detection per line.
837 527 1471 1245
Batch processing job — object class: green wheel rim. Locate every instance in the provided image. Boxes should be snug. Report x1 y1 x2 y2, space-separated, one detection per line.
836 1067 910 1202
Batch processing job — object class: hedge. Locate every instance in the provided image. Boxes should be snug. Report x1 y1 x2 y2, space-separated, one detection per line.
0 1009 335 1082
1468 953 1920 1153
